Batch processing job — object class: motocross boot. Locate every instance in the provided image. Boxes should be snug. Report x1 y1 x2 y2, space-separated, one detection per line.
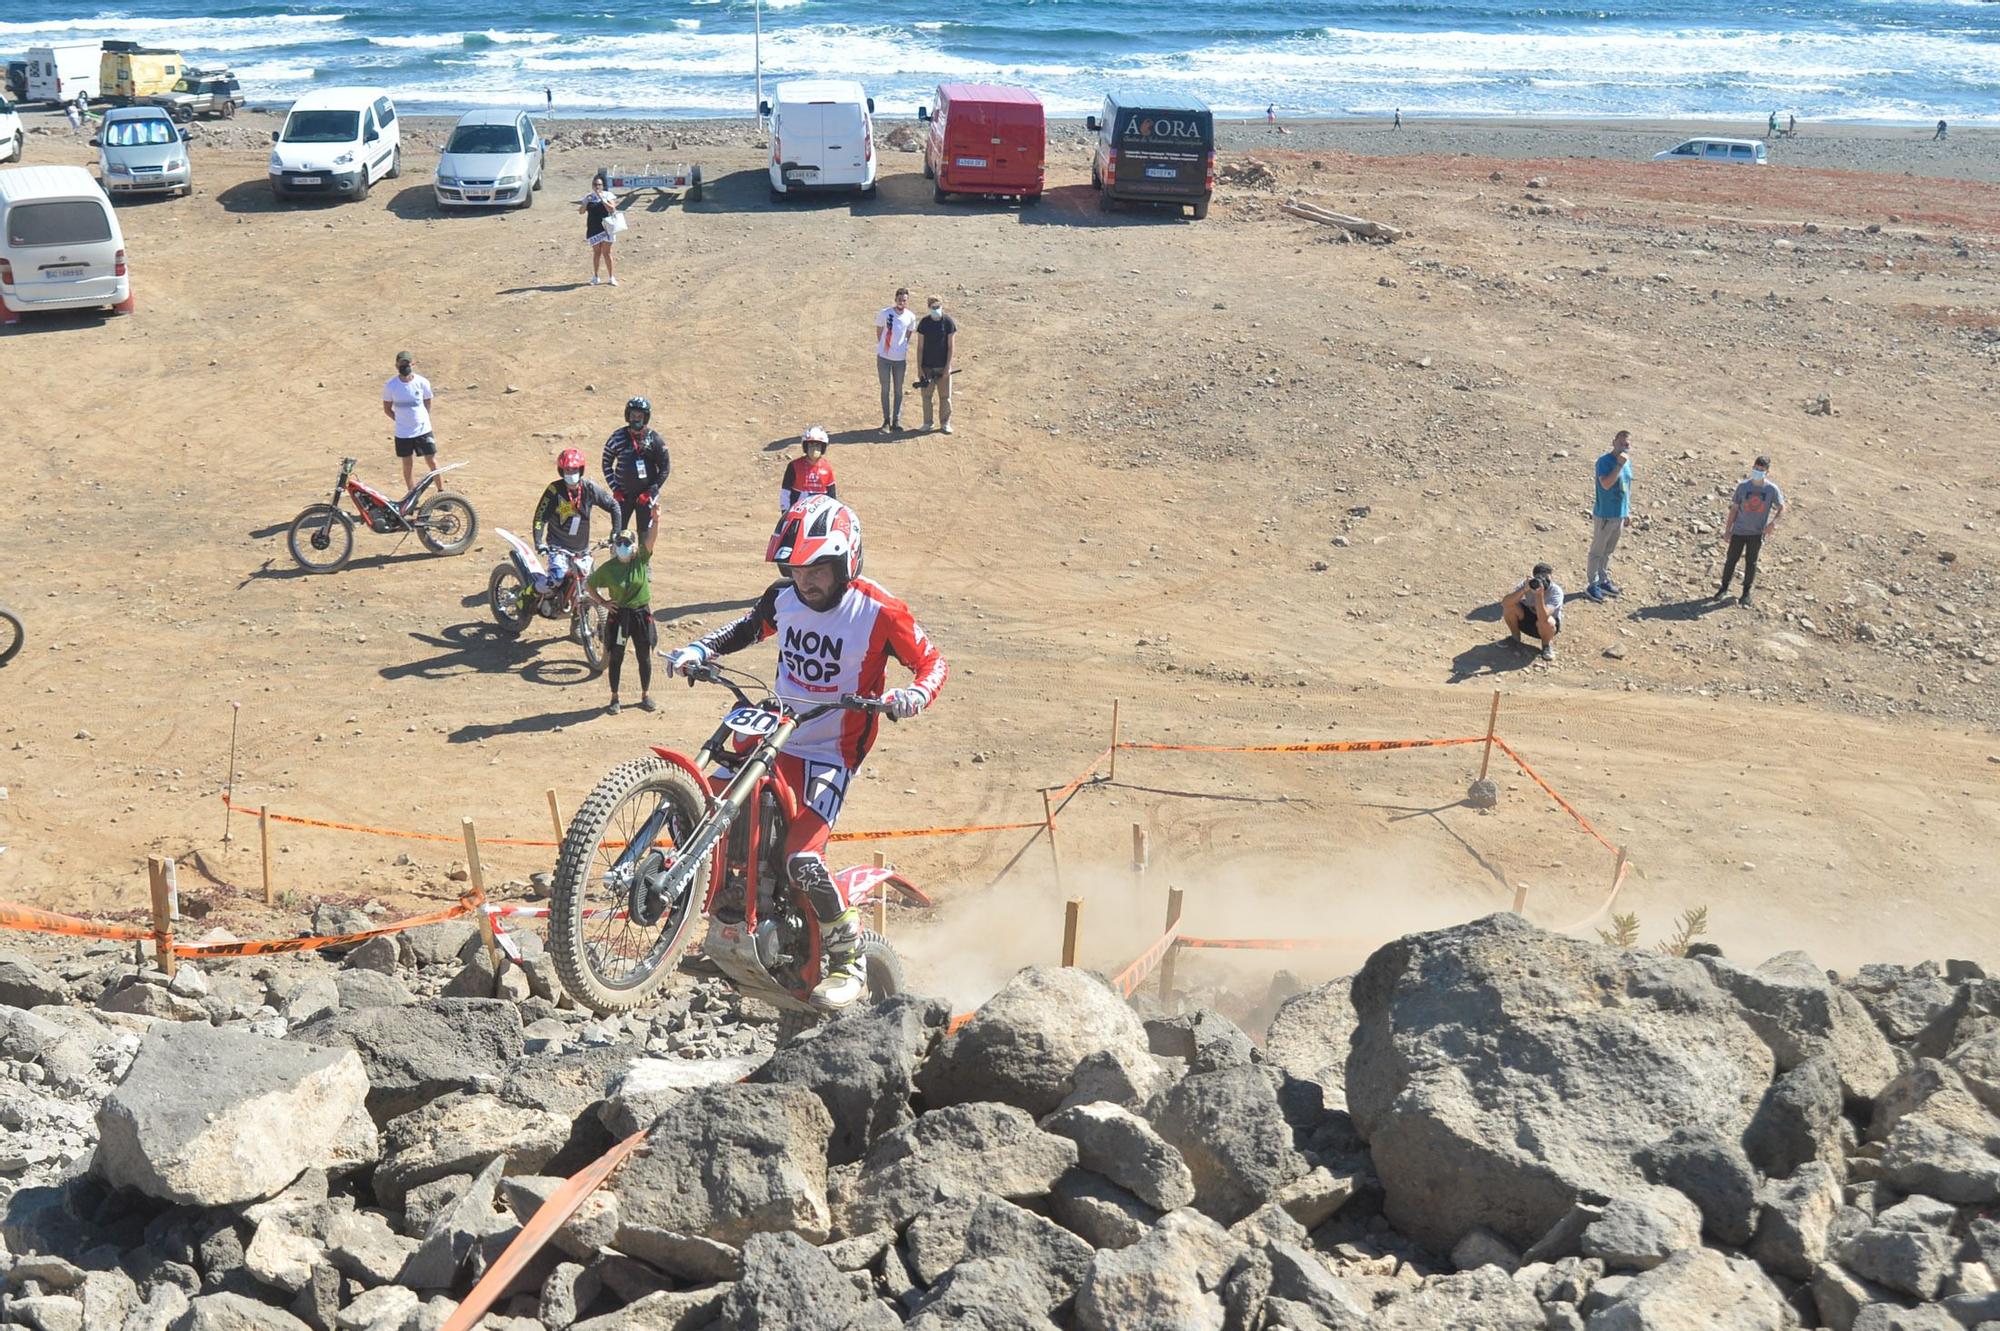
812 909 866 1011
790 853 866 1010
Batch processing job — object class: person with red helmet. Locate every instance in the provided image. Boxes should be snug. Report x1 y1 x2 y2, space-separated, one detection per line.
665 494 947 1009
530 448 622 596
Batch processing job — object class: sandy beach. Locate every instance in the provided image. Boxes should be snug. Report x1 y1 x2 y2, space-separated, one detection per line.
2 101 1997 995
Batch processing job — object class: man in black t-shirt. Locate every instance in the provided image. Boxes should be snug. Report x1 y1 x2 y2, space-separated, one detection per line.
915 296 957 435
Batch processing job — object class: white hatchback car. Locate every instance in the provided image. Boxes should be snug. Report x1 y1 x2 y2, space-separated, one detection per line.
435 109 545 209
1654 137 1768 165
0 97 22 163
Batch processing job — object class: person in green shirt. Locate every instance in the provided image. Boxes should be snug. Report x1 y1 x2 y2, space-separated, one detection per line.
587 522 656 714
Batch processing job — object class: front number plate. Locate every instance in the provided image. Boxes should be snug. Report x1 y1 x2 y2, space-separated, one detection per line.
294 175 322 185
724 706 781 737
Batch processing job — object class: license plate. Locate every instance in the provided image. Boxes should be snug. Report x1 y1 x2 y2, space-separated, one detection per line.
294 175 321 185
1146 166 1178 179
48 267 85 279
955 156 987 168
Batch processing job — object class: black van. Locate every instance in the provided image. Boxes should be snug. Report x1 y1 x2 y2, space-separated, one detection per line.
1086 92 1215 219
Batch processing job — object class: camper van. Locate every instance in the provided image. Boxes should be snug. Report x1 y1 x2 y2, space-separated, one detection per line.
919 83 1045 205
26 43 102 106
761 79 876 200
0 165 132 324
1087 92 1216 219
269 88 401 201
100 42 184 104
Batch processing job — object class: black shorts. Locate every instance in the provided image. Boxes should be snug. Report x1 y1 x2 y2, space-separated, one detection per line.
604 605 655 651
394 433 437 458
1507 601 1561 637
615 495 659 539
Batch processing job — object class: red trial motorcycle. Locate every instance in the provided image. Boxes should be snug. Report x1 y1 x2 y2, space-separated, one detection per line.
286 457 478 574
547 663 924 1035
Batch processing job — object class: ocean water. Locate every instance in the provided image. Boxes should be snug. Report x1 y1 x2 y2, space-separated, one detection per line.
5 0 1998 123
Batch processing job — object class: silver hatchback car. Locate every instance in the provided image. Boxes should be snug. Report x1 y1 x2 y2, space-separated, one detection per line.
95 106 193 198
435 109 545 209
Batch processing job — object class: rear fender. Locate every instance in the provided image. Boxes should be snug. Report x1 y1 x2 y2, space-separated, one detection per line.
833 866 933 909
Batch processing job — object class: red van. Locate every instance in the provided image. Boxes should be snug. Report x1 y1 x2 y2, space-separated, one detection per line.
919 83 1044 206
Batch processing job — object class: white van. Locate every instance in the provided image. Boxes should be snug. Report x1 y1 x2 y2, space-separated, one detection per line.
0 98 23 163
0 165 131 325
268 87 401 202
26 43 101 106
761 79 876 200
1653 137 1768 166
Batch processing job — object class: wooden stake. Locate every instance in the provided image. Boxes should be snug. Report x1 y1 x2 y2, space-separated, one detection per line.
545 788 565 842
1610 845 1629 901
1511 880 1528 915
1108 699 1121 781
1061 897 1084 967
1477 690 1502 782
1157 885 1185 1004
871 852 888 936
1042 788 1064 891
462 817 504 986
259 805 273 907
147 856 177 981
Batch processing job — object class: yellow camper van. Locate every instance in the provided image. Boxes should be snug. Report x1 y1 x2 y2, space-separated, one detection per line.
100 42 184 104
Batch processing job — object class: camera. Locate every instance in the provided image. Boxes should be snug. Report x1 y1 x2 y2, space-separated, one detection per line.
1527 577 1544 591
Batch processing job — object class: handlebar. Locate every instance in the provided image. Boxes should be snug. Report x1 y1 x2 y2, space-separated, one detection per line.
684 662 897 723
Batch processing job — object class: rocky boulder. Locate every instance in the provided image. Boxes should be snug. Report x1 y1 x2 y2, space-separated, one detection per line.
1045 1101 1196 1212
598 1054 763 1138
1347 914 1775 1250
836 1101 1077 1235
1584 1247 1790 1329
917 967 1158 1117
750 993 950 1165
1263 975 1358 1111
291 997 523 1122
1145 1065 1309 1224
1697 952 1899 1102
1073 1208 1246 1331
93 1024 375 1206
372 1092 570 1208
609 1082 834 1244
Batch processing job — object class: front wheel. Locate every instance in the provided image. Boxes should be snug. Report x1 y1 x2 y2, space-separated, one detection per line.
416 493 477 554
287 504 355 573
549 756 716 1013
577 601 606 676
488 563 530 634
0 607 23 666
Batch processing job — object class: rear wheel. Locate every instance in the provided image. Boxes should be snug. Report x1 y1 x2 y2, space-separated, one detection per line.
577 601 606 676
549 756 716 1013
0 607 23 666
223 101 237 119
922 156 934 180
287 504 354 573
488 563 530 635
1090 162 1101 189
1023 192 1041 207
932 182 947 205
1100 190 1118 213
416 493 477 554
1191 197 1210 220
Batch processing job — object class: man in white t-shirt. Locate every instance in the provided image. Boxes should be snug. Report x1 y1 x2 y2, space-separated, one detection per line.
1500 561 1565 662
874 287 917 434
381 350 438 493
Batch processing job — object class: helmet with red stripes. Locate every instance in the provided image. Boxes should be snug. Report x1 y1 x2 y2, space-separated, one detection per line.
769 494 862 582
556 447 586 480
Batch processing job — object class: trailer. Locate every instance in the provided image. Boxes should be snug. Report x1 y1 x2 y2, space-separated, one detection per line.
598 162 703 205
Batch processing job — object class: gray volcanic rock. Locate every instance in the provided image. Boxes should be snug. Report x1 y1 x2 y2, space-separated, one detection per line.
1347 914 1775 1250
917 966 1159 1117
609 1082 834 1245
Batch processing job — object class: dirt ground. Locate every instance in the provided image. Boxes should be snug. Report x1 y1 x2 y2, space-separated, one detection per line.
2 109 1996 1006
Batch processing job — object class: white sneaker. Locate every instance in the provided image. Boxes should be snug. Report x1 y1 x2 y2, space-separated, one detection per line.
590 276 599 286
942 423 953 435
608 277 619 287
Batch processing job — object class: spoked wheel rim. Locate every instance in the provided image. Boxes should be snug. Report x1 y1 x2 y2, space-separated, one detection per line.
288 506 352 572
578 784 702 991
421 498 472 550
488 565 530 632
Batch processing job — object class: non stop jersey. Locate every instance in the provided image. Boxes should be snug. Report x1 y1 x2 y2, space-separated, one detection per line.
695 576 948 767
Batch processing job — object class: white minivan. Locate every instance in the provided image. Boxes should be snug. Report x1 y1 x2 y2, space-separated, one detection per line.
1653 137 1768 166
269 87 401 202
26 43 101 106
761 79 876 200
0 165 132 325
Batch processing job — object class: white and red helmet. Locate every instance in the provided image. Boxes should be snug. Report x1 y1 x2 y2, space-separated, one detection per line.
768 493 862 581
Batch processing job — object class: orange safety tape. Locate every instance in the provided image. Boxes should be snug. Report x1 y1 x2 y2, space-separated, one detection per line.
1109 925 1181 999
1172 936 1351 951
0 900 157 944
171 892 482 958
1045 746 1113 804
1491 738 1618 852
1115 736 1485 755
225 793 1046 851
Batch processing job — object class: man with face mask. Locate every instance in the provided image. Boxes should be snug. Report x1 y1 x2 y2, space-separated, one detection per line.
530 448 621 598
1717 455 1786 607
664 495 948 1009
915 296 957 435
602 396 670 544
587 519 658 714
381 351 439 494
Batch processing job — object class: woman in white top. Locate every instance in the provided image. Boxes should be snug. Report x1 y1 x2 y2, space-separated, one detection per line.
578 173 621 287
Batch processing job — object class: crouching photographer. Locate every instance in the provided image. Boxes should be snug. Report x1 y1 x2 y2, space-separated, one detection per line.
1501 562 1564 662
